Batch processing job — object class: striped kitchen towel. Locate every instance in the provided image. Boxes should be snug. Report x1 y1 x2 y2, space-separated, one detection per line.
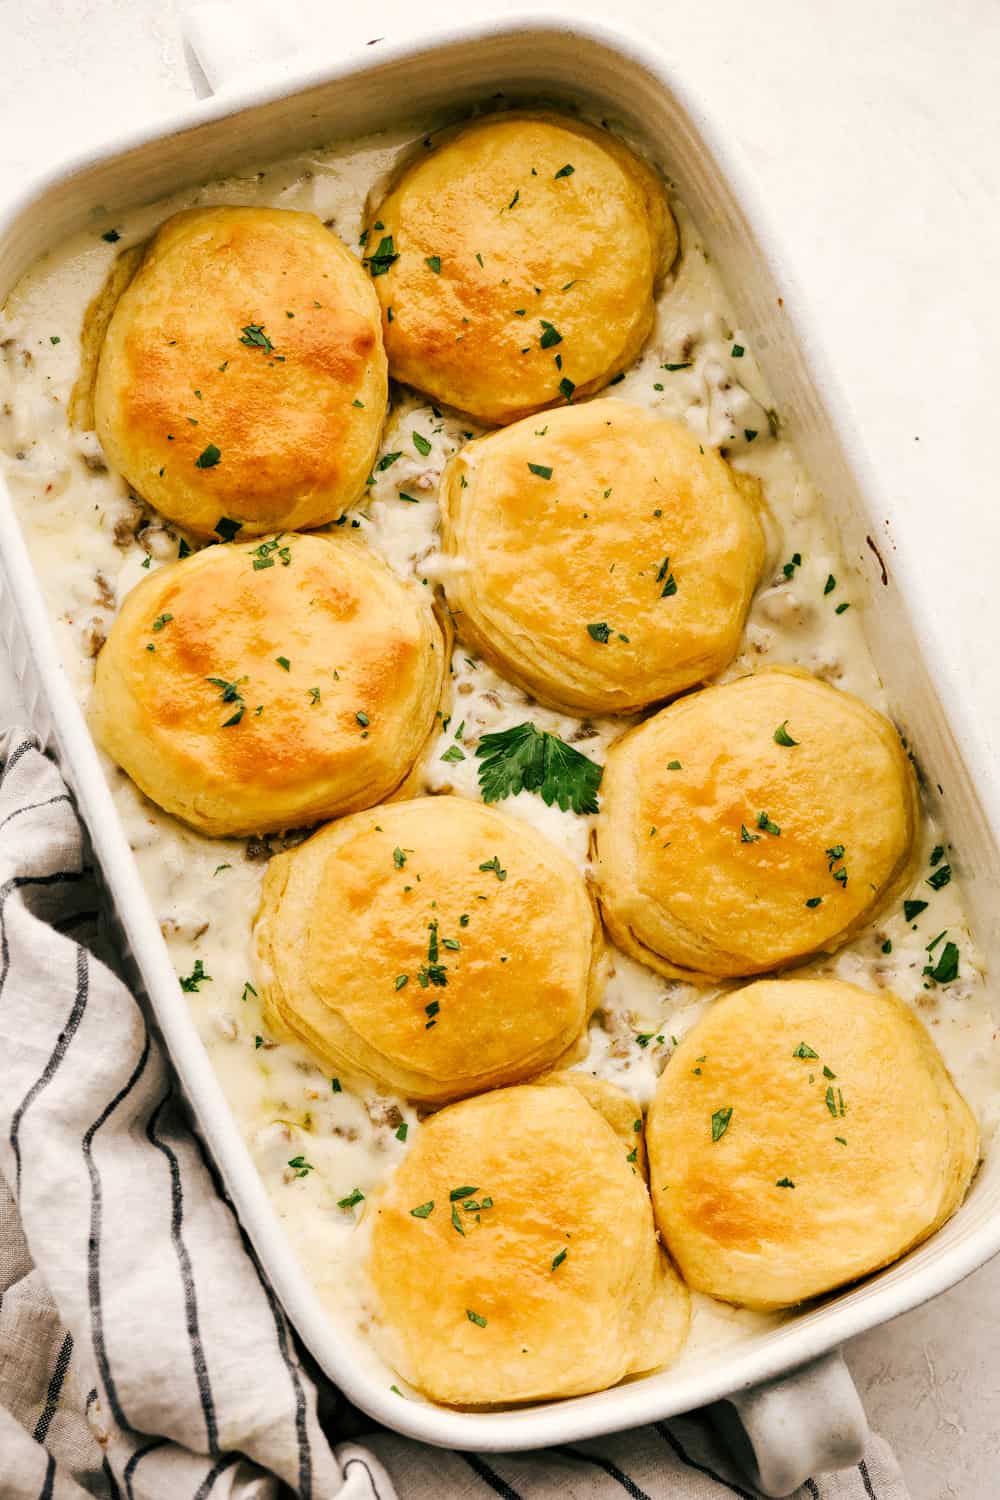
0 726 908 1499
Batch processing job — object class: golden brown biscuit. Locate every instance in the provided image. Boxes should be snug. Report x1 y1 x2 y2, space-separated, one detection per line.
365 113 676 424
253 797 602 1102
369 1083 689 1404
440 402 765 713
90 534 444 836
94 207 387 536
594 670 919 980
646 979 979 1309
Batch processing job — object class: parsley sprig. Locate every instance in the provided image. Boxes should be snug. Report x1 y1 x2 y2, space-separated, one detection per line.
476 722 602 816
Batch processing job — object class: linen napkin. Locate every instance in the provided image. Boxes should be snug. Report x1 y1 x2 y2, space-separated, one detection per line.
0 726 909 1499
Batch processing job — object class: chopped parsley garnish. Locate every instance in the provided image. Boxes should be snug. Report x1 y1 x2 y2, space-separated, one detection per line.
775 1177 796 1189
668 760 682 770
239 324 273 354
757 812 781 836
241 980 257 1002
207 675 242 702
527 462 553 479
366 235 398 276
196 445 222 470
308 687 321 705
410 1201 434 1218
179 959 211 992
331 1077 342 1093
904 898 929 921
559 376 575 401
805 896 823 908
395 1122 408 1142
587 622 612 643
337 1187 364 1209
656 556 677 597
711 1107 733 1142
927 864 952 891
507 190 520 210
252 536 291 570
393 847 407 869
924 940 960 985
356 711 370 727
476 721 602 815
554 164 575 178
479 855 507 881
745 429 758 443
412 430 432 456
394 975 408 991
824 574 837 595
930 844 945 866
731 343 745 358
663 361 692 371
466 1309 487 1327
774 720 799 746
441 744 465 763
275 656 291 672
450 1185 478 1201
376 450 402 471
835 601 850 614
551 1248 568 1269
793 1043 819 1058
740 824 760 843
823 1065 836 1079
151 613 173 632
288 1156 314 1178
102 229 121 243
539 320 562 348
425 256 441 273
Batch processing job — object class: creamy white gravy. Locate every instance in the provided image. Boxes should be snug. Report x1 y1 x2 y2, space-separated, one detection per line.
1 114 996 1390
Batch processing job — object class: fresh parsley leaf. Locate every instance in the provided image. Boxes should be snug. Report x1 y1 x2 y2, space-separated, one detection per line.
412 431 432 456
924 941 960 984
337 1187 364 1209
410 1201 434 1218
179 959 211 992
239 323 273 354
774 720 799 747
196 445 222 470
478 855 507 881
711 1107 733 1142
476 721 602 815
539 320 562 348
366 235 398 276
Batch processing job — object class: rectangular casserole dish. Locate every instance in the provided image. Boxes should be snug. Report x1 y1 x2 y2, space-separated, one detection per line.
2 13 999 1489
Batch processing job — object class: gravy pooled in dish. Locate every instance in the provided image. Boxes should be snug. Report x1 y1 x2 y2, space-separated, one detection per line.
1 102 995 1405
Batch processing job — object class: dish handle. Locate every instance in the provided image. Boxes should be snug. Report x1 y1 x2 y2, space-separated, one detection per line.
709 1347 869 1498
181 0 450 94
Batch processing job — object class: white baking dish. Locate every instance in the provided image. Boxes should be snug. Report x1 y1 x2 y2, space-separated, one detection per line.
2 15 999 1495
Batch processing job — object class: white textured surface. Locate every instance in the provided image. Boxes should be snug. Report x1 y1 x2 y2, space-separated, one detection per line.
2 2 998 1494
